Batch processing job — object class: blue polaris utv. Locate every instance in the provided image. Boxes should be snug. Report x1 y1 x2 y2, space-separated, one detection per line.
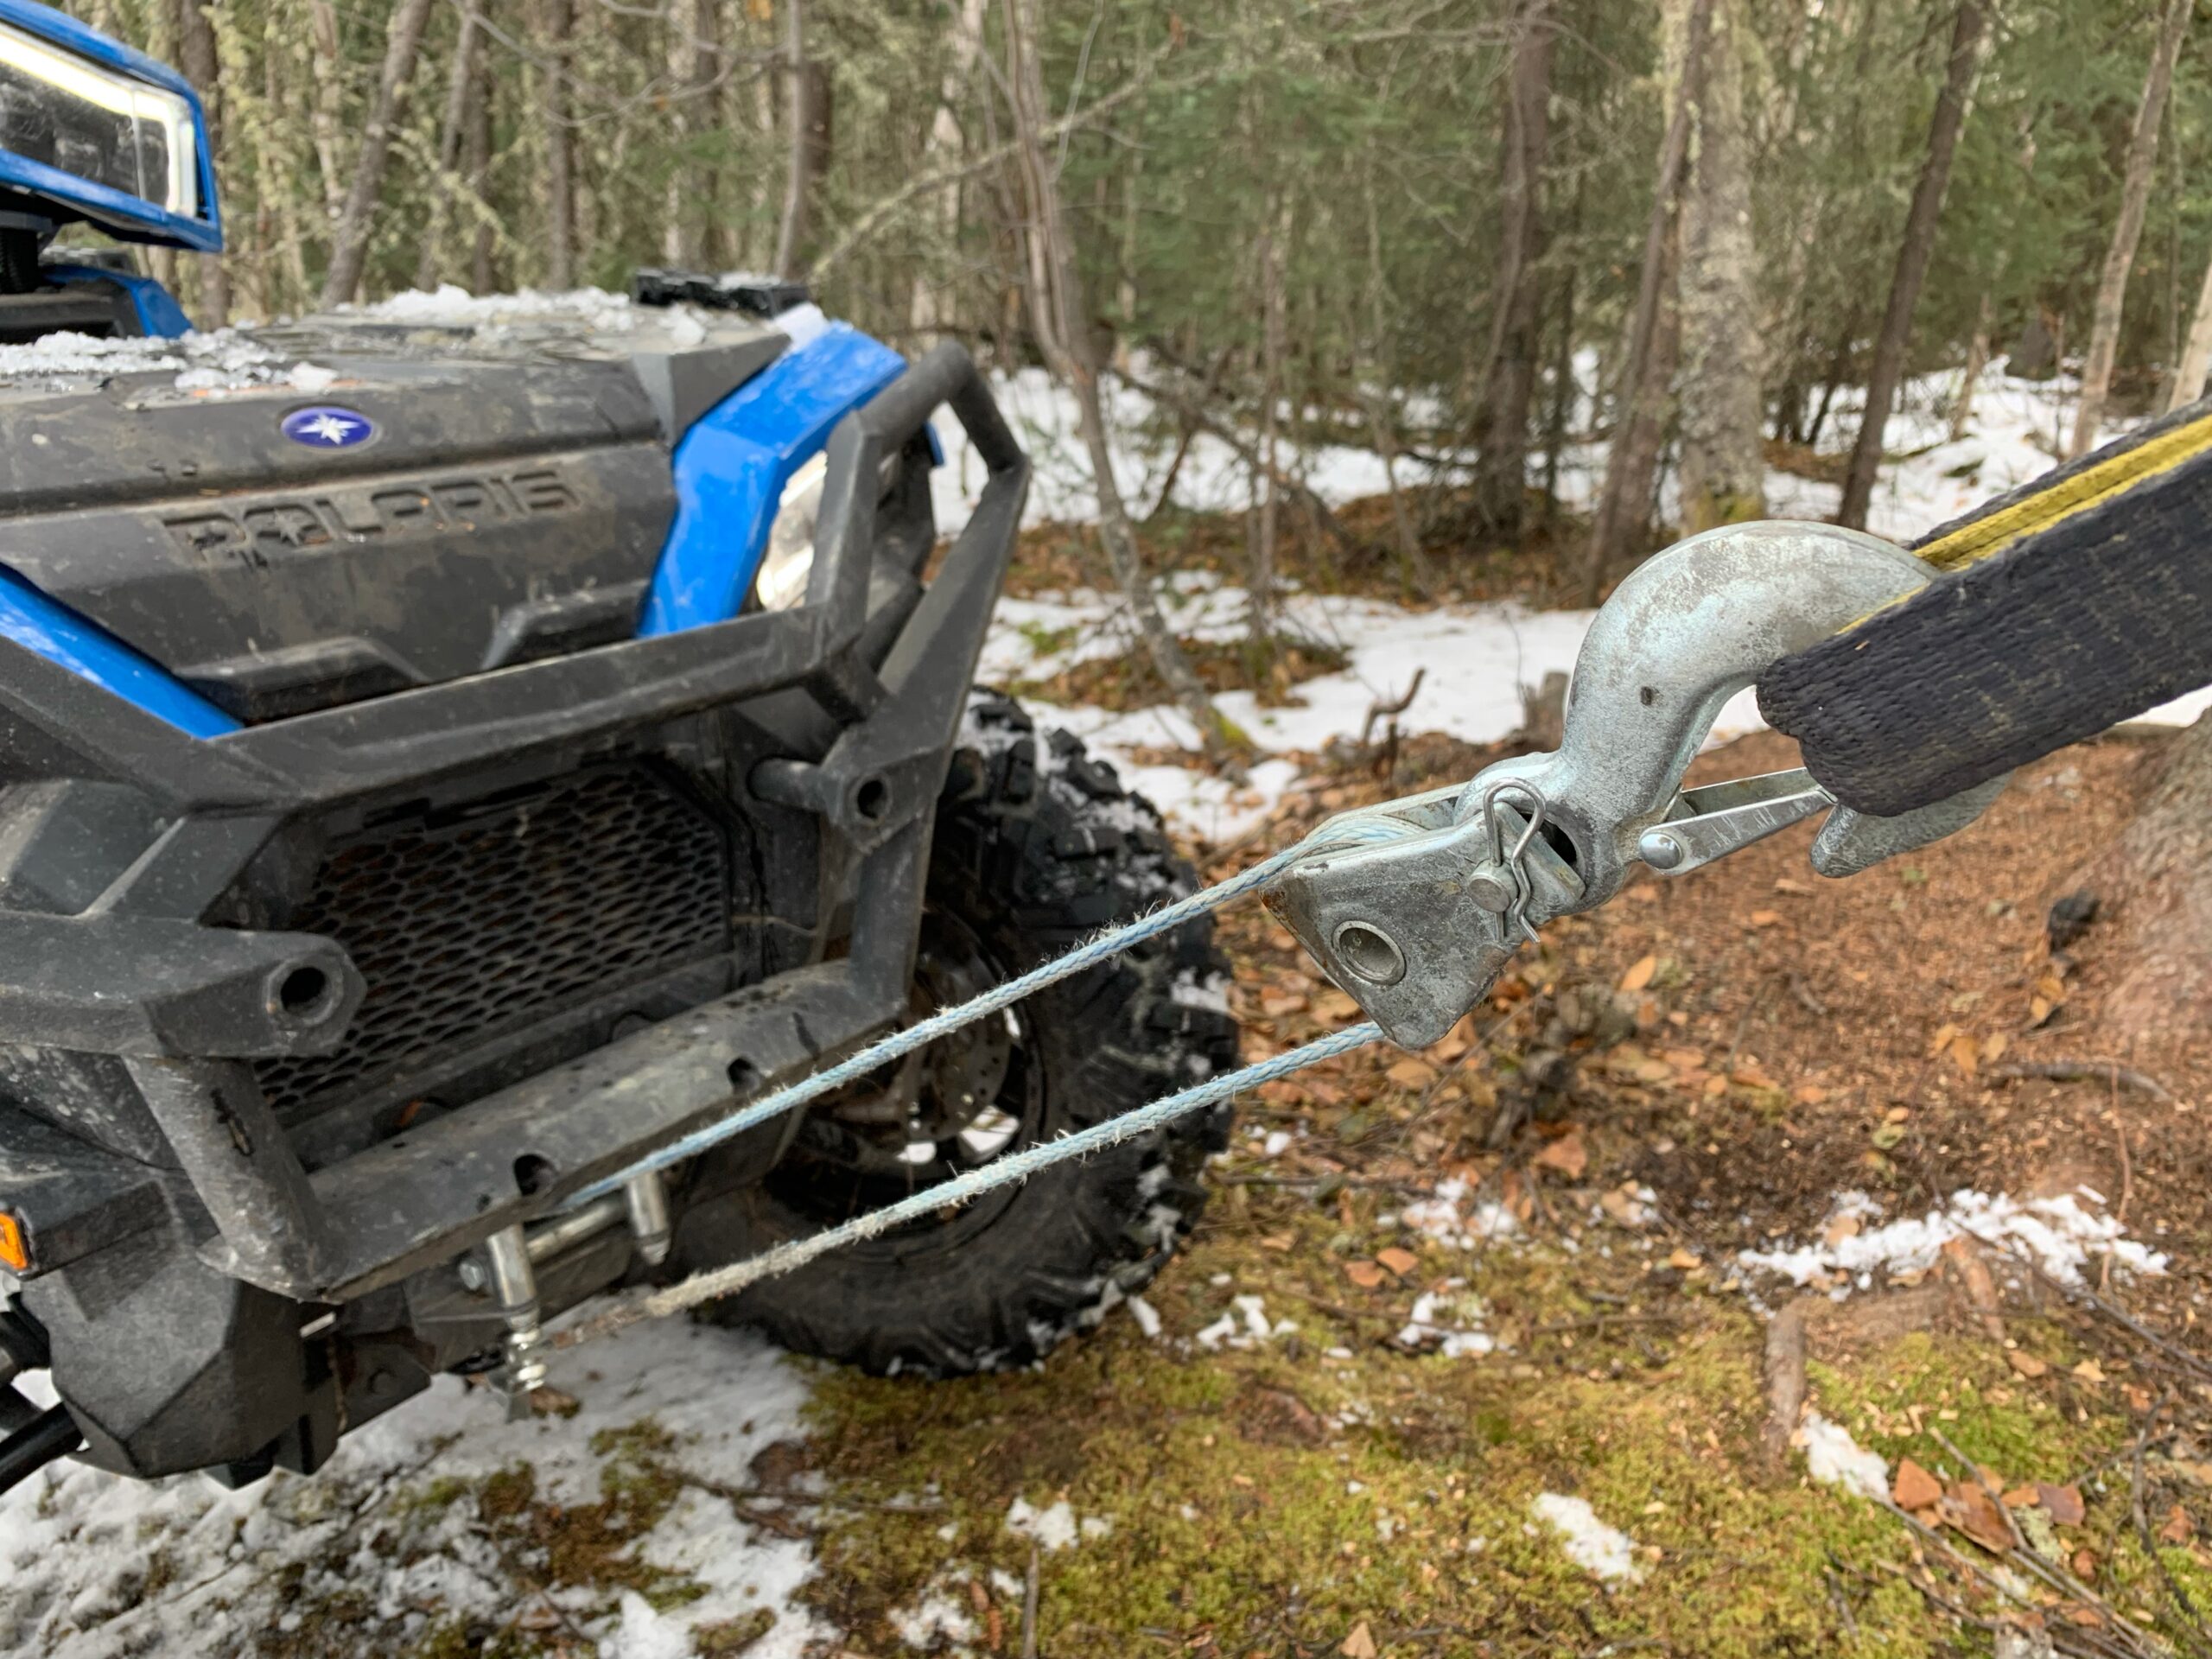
0 0 1235 1494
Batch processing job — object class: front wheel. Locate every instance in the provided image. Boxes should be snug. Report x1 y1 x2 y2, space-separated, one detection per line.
687 692 1241 1375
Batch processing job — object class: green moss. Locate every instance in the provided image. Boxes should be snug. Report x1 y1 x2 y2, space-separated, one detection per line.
800 1223 1978 1658
694 1609 779 1654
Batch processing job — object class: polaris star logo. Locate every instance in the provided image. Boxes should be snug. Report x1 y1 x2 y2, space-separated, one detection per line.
280 405 377 448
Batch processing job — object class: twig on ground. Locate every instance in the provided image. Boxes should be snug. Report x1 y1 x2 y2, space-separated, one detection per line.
1989 1058 2175 1103
1822 1569 1860 1642
1021 1542 1041 1659
1990 1238 2212 1387
1359 667 1427 747
1763 1301 1808 1471
1928 1426 2164 1658
1788 974 1830 1018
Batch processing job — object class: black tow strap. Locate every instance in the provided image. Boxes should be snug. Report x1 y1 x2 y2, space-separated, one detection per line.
1758 396 2212 820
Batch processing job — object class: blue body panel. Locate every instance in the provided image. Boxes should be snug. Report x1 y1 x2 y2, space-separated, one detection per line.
0 0 224 253
638 323 905 637
0 565 237 737
41 262 192 336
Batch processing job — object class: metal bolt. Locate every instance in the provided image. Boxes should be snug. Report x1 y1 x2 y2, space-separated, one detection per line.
1464 864 1517 912
456 1257 489 1294
1639 829 1685 871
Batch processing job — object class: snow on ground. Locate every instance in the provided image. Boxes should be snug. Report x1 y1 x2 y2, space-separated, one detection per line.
1529 1492 1644 1585
945 362 2210 843
1798 1414 1891 1503
1738 1187 2169 1297
0 1319 825 1659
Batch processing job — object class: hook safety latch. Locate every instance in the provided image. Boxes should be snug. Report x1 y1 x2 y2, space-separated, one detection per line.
1270 522 2010 1049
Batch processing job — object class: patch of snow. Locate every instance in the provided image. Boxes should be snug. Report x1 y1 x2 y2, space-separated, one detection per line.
1005 1497 1081 1552
1233 1294 1272 1339
947 365 2188 839
1397 1177 1521 1250
1400 1282 1497 1357
1738 1188 2167 1294
0 1318 824 1659
890 1584 977 1649
1193 1312 1240 1351
1800 1413 1891 1502
1127 1294 1163 1339
1530 1492 1643 1585
605 1590 702 1659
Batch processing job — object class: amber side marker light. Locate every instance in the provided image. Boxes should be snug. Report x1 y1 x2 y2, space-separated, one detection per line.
0 1211 28 1274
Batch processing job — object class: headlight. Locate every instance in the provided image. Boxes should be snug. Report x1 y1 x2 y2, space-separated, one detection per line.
753 452 830 612
0 17 200 221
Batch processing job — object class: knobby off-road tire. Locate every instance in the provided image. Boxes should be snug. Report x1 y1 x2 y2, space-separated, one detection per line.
711 691 1241 1375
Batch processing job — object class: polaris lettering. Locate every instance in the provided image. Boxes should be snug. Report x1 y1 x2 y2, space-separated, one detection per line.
162 467 582 559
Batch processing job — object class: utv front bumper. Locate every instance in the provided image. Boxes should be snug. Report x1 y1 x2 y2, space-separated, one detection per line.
0 346 1025 1470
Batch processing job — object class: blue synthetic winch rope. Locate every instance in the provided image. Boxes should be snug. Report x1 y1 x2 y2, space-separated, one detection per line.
557 1021 1383 1346
545 804 1426 1344
568 815 1406 1212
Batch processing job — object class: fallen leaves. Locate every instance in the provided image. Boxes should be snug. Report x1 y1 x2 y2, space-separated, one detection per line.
1533 1128 1587 1179
2005 1350 2050 1379
1749 909 1783 929
1894 1459 1943 1510
1937 1480 2015 1553
1340 1621 1378 1659
1928 1022 1981 1078
2038 1483 2086 1528
1376 1247 1419 1278
1344 1260 1387 1290
2029 963 2068 1027
1618 954 1659 995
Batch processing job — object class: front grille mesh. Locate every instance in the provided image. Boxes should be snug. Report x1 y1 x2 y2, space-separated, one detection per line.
254 765 731 1122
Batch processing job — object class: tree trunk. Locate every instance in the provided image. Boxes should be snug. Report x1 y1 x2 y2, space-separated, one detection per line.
1472 0 1558 540
1675 0 1765 533
1001 0 1236 760
416 1 489 290
2084 716 2212 1052
1838 0 1986 529
664 0 721 267
173 0 229 327
774 0 831 279
320 0 438 308
1580 0 1705 602
307 3 349 223
911 0 990 339
1951 291 1992 441
1248 198 1290 652
1363 187 1430 593
540 0 578 289
2167 253 2212 413
2069 0 2193 459
467 32 497 293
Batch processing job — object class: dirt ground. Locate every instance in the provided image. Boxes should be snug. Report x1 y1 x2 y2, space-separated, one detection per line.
785 720 2212 1659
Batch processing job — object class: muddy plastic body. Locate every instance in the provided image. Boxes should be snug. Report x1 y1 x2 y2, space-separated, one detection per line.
0 290 1030 1480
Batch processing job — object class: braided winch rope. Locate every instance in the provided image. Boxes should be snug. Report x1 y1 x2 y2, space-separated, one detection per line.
568 809 1417 1211
548 802 1430 1347
556 1021 1382 1348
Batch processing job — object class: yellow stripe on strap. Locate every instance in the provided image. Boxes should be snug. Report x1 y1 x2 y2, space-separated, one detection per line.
1915 408 2212 572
